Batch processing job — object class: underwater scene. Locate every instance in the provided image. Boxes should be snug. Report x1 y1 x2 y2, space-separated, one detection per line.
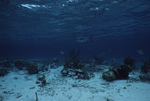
0 0 150 101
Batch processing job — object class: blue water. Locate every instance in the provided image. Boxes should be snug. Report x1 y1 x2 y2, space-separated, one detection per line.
0 0 150 61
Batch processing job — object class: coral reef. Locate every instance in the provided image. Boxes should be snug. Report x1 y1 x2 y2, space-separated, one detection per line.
61 49 92 80
0 60 11 68
63 49 81 70
102 65 130 81
64 49 80 69
14 60 27 70
27 62 39 74
0 59 10 76
141 60 150 73
115 65 130 79
124 56 135 71
40 64 48 72
37 74 46 85
139 74 150 82
61 63 91 80
102 70 116 81
0 67 8 76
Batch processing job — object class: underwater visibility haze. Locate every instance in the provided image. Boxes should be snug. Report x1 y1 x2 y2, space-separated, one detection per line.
0 0 150 60
1 1 150 101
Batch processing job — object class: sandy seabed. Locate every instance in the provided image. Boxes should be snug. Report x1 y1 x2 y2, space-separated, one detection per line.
0 65 150 101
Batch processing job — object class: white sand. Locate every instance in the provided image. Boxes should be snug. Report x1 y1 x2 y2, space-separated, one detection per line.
0 66 150 101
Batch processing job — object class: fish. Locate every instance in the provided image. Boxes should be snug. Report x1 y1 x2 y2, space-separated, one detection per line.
137 49 144 55
76 36 89 43
76 35 94 43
